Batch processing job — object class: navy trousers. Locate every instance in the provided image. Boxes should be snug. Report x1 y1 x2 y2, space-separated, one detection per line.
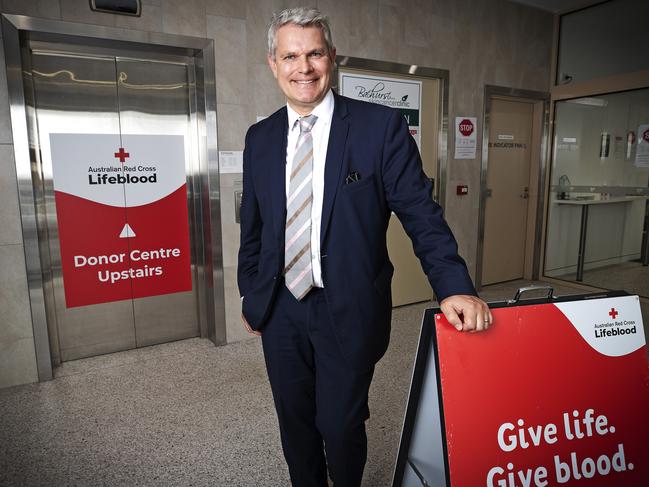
261 285 375 487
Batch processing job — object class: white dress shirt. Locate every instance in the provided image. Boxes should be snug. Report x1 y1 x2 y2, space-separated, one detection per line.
285 90 334 288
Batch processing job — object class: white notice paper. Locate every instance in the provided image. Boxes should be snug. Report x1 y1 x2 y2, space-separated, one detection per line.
219 151 243 174
635 125 649 168
454 117 477 159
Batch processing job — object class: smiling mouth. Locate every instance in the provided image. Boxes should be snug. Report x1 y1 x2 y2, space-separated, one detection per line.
293 79 317 84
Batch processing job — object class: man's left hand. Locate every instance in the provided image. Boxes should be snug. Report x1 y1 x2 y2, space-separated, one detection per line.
440 295 492 332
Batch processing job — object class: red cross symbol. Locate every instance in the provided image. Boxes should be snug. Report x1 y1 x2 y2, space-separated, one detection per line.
114 147 130 163
608 308 618 319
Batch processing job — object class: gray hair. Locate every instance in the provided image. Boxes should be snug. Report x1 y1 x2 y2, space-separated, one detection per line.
267 7 334 59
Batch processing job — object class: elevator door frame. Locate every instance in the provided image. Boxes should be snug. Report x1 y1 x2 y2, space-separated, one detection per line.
2 14 226 381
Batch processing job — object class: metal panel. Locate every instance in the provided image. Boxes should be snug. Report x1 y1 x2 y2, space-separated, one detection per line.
199 40 226 346
115 57 199 346
2 17 53 379
30 51 137 361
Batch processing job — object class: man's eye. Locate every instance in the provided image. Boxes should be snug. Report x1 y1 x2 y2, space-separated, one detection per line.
310 51 323 57
283 54 295 60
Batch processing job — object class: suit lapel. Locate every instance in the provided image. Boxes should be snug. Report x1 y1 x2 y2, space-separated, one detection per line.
269 109 288 244
320 94 350 246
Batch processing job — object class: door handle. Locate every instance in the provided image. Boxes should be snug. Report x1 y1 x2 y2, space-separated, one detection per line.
485 188 493 197
520 187 529 199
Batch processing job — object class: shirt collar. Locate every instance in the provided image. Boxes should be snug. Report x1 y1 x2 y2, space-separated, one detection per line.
286 89 334 131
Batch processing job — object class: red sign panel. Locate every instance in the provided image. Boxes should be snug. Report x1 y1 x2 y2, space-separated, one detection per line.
50 134 192 308
435 296 649 486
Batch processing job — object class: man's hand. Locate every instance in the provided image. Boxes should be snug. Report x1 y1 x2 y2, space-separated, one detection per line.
440 295 492 332
241 313 262 336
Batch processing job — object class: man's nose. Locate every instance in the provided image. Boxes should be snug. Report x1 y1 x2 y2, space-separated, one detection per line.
297 55 313 72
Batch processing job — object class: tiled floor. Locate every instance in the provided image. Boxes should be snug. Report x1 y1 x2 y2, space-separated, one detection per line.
0 279 643 486
556 260 649 300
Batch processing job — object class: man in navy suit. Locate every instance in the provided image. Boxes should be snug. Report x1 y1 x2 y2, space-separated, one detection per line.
238 7 492 486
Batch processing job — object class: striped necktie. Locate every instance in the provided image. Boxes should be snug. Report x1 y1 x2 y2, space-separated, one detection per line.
284 114 318 300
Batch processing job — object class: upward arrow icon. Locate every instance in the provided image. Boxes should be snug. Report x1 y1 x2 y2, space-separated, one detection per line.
119 223 136 238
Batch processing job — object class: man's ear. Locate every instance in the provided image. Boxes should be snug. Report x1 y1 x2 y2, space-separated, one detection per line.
267 54 278 79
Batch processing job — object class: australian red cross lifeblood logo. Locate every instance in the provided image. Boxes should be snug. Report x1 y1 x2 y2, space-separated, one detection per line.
114 147 130 163
609 308 619 319
49 133 192 308
459 118 474 137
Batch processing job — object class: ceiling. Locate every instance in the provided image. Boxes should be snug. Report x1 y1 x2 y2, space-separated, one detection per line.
509 0 604 14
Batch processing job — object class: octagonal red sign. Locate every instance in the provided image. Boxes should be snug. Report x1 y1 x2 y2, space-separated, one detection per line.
459 118 474 137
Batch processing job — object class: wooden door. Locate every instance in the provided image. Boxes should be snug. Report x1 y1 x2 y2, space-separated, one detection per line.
482 98 534 285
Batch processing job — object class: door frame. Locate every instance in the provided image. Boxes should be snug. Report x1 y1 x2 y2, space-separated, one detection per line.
476 85 550 289
334 56 450 203
2 14 226 381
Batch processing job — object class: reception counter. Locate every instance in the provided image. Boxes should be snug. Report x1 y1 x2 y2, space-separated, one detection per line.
555 196 649 280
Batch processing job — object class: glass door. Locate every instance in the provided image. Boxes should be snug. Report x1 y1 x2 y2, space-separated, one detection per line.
544 88 649 298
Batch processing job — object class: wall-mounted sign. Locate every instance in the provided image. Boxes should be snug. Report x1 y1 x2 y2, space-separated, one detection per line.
454 116 477 159
219 150 243 174
488 141 528 149
394 294 649 486
339 71 422 149
634 124 649 168
50 133 192 308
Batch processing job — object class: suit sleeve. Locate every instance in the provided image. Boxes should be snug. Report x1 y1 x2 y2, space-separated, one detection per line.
237 127 261 298
380 109 477 302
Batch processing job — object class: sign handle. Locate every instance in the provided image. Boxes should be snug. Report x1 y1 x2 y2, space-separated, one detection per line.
507 285 555 304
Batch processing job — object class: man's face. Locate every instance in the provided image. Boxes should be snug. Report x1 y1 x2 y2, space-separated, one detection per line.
268 24 336 115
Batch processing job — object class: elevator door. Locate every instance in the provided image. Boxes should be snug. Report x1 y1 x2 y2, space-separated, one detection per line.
31 48 200 361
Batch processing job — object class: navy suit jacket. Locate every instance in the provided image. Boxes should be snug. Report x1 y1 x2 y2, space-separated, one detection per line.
238 92 476 370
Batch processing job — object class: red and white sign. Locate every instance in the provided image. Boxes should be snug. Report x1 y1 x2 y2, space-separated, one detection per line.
458 118 474 136
435 295 649 486
50 133 192 308
454 116 477 159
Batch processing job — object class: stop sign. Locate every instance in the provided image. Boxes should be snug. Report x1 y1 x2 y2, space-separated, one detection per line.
459 119 474 137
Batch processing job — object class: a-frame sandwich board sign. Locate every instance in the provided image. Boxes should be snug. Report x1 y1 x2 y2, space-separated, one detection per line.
393 289 649 487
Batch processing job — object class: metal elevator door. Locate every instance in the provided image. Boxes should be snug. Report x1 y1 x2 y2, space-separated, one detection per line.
30 47 200 361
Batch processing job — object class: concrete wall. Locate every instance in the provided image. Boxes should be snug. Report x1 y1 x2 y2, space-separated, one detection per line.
0 0 553 388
